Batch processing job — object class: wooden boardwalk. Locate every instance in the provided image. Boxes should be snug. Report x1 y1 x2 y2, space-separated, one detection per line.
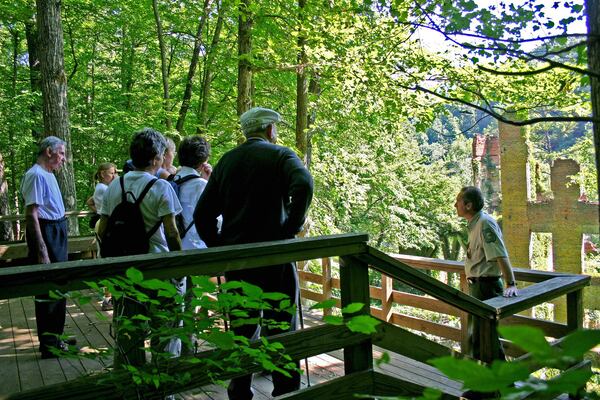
0 294 463 399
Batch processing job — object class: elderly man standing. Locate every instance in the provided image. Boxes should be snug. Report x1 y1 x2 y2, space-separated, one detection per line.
194 107 314 400
21 136 74 359
455 186 518 362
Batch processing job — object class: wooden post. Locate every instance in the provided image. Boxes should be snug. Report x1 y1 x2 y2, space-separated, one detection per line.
381 273 393 322
322 257 333 317
567 290 584 332
478 317 498 364
340 255 372 374
113 297 147 368
460 273 470 353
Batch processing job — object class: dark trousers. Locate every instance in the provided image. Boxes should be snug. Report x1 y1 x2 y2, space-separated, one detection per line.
27 217 68 352
225 263 301 400
468 278 506 361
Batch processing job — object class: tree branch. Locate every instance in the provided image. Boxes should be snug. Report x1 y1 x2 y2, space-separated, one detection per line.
401 82 599 125
477 64 554 76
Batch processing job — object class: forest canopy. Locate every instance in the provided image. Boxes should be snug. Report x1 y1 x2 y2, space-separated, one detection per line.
0 0 595 257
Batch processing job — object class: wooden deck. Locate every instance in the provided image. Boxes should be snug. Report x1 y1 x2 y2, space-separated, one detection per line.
0 293 463 399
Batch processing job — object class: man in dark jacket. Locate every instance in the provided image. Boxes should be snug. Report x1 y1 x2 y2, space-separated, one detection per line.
194 107 313 400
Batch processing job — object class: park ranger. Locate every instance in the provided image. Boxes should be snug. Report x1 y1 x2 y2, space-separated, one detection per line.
455 186 518 361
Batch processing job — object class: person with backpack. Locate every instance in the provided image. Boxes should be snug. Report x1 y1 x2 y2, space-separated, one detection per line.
171 135 212 250
96 128 184 361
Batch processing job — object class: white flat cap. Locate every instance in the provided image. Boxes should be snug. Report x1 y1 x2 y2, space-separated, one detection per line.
240 107 282 135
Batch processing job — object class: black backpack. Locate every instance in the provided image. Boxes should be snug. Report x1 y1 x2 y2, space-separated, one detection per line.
100 176 161 257
167 174 201 238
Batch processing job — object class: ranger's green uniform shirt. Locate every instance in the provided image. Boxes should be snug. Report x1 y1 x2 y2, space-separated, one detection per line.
465 211 508 278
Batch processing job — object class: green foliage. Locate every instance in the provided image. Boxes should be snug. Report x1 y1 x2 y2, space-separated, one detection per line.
64 268 300 396
428 327 600 399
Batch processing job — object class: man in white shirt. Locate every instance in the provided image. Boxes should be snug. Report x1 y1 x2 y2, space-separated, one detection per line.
21 136 74 359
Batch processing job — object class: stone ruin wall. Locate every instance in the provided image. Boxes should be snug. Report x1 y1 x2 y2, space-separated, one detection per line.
497 122 599 322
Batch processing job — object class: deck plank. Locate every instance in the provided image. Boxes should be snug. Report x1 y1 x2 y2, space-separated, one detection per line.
9 297 55 389
19 296 72 387
0 299 20 394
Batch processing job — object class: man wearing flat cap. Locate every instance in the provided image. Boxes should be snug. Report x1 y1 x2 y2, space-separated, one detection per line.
194 107 313 400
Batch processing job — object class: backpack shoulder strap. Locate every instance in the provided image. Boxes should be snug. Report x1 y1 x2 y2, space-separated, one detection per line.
136 178 158 205
119 175 127 203
175 174 201 186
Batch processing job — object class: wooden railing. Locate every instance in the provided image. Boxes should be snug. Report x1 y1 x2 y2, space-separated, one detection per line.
299 253 594 356
0 233 591 399
0 211 94 245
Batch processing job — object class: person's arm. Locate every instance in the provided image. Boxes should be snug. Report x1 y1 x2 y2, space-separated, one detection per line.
497 257 518 297
86 196 97 212
282 152 314 237
25 204 50 264
163 214 182 251
194 176 221 246
96 215 109 241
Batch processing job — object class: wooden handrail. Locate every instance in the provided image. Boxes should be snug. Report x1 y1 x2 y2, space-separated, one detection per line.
485 275 590 318
0 233 368 300
356 248 497 319
0 210 94 223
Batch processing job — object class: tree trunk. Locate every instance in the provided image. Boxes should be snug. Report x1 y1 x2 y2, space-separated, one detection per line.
295 0 308 160
36 0 79 235
9 28 20 239
586 0 600 227
176 0 212 134
120 28 135 111
237 0 253 116
305 77 321 170
152 0 172 130
25 20 43 140
198 1 224 131
0 154 13 242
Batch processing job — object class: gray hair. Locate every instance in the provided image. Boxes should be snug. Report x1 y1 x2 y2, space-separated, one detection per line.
37 136 66 156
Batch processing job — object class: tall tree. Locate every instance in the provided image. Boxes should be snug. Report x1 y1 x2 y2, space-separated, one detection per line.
0 153 13 241
295 0 308 161
237 0 252 116
36 0 78 234
175 0 212 134
152 0 171 130
198 1 224 131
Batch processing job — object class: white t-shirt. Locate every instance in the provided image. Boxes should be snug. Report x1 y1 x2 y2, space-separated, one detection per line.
102 171 182 253
20 163 65 220
175 166 207 250
93 182 108 214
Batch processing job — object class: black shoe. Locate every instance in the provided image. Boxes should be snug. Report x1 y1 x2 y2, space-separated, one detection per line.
40 339 77 359
64 337 77 345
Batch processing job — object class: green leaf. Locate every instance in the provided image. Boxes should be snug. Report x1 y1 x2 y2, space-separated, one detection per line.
207 331 236 350
262 292 288 301
346 315 380 334
342 303 364 314
559 329 600 359
430 357 497 391
310 299 337 310
498 326 553 357
323 315 344 325
126 268 143 283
